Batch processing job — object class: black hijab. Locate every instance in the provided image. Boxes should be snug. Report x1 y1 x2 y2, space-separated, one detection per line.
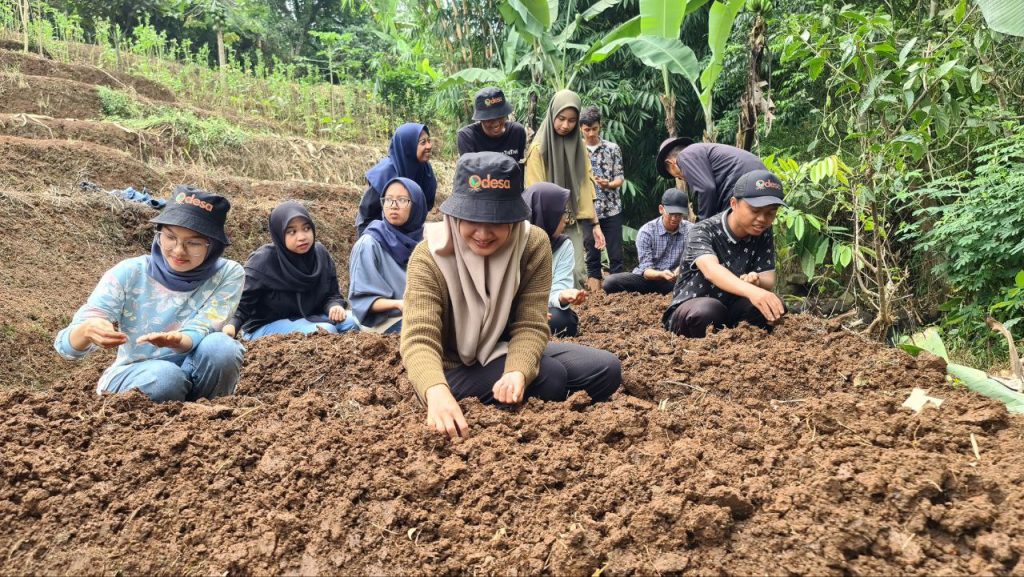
523 183 571 251
244 201 333 292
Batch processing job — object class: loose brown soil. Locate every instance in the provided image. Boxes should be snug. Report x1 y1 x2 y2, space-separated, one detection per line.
0 73 106 119
1 35 1021 577
0 49 175 102
1 307 1022 576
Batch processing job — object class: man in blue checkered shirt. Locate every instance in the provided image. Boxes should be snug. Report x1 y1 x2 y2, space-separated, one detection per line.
603 188 691 295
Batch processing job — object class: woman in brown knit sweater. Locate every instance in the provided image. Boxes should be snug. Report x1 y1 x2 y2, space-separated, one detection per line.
401 152 621 439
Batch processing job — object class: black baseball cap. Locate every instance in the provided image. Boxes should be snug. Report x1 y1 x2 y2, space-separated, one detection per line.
440 152 528 223
472 87 514 121
733 170 786 208
150 185 232 244
660 188 688 214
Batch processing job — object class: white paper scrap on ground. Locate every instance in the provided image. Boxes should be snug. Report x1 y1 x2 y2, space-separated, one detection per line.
902 388 944 413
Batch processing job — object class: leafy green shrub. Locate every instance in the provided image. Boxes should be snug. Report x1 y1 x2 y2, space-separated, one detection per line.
906 124 1024 300
97 86 143 117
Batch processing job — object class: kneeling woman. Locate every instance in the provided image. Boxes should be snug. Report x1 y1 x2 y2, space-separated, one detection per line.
225 201 358 339
401 152 621 439
523 183 587 337
55 187 245 402
348 177 427 333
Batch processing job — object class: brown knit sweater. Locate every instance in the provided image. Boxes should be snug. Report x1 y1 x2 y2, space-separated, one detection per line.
400 225 553 402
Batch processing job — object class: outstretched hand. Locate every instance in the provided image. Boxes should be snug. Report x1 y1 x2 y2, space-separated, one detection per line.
559 289 587 306
137 331 190 351
425 385 470 440
80 318 127 349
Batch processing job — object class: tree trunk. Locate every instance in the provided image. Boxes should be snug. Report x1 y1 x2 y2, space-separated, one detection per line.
217 29 226 71
19 0 30 53
527 89 538 136
736 13 773 151
659 94 677 138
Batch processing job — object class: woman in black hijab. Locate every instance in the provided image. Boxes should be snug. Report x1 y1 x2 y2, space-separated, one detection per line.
523 183 587 337
225 201 359 339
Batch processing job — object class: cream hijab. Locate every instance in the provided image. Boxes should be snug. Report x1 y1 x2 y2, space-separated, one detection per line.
424 216 531 366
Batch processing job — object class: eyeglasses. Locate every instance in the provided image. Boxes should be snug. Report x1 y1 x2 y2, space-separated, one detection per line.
381 197 412 208
158 230 210 257
417 137 431 146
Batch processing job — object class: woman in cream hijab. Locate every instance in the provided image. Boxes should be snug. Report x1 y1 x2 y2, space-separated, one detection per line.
400 152 621 440
525 89 606 291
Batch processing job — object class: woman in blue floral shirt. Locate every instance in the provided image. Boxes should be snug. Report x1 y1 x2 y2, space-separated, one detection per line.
55 187 245 403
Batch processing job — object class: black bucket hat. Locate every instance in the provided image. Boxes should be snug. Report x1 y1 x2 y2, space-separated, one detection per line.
472 87 514 121
150 185 232 245
440 152 528 223
733 169 787 208
656 136 694 179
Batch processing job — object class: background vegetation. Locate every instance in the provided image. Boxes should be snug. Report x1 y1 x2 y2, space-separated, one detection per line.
2 0 1023 363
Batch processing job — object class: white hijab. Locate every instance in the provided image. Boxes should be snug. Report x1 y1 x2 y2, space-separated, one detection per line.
424 216 530 366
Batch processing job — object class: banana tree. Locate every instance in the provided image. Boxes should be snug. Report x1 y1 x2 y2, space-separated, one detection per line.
444 0 626 129
588 0 745 141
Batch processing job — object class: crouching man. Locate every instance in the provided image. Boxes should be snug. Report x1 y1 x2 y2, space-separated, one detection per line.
662 169 787 337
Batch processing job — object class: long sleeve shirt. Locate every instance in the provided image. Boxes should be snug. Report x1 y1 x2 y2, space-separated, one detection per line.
348 234 408 329
54 255 244 392
227 252 346 335
632 217 691 275
677 143 766 221
400 226 552 402
523 141 599 222
549 240 575 310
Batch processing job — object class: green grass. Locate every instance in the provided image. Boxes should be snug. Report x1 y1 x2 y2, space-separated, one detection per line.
98 85 249 152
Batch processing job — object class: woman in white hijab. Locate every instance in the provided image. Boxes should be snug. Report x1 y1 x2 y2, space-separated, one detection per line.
400 152 622 440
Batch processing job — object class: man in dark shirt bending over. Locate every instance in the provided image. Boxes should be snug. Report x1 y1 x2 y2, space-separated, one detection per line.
456 87 528 164
656 137 766 222
663 169 787 338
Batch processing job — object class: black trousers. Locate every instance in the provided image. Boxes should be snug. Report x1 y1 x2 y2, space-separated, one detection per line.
548 306 579 338
602 272 675 295
664 296 773 338
444 342 620 404
583 212 624 279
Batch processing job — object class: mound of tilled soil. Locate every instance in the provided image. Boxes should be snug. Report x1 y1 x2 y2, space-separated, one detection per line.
0 135 167 190
0 49 175 102
1 295 1021 576
0 73 106 120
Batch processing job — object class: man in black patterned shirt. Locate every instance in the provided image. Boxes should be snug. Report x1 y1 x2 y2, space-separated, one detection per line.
663 169 787 337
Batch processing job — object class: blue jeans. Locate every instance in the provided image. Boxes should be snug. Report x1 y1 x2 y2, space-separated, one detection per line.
246 317 360 339
102 332 244 402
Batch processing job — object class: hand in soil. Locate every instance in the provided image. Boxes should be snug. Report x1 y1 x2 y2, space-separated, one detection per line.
750 288 785 323
328 306 347 322
78 318 127 349
425 385 470 440
136 331 191 352
559 289 587 306
493 371 526 405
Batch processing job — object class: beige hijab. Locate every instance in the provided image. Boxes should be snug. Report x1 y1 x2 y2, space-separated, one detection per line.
424 216 531 367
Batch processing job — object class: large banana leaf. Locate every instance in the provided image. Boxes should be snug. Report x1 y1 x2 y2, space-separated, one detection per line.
977 0 1024 37
585 15 641 62
948 363 1024 414
698 0 745 113
626 36 700 82
640 0 687 38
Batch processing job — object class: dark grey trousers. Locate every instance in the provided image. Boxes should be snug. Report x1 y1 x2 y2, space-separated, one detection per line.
445 342 620 405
